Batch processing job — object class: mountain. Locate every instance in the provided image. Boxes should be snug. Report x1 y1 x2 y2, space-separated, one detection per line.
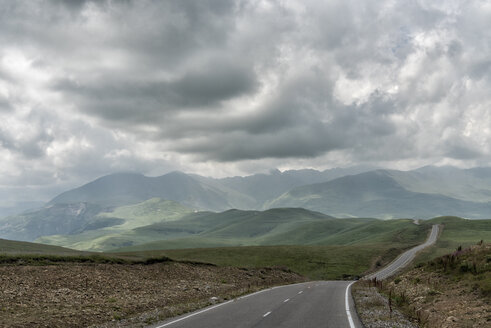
0 201 45 219
0 198 193 243
266 170 491 219
5 165 491 245
6 168 365 243
194 165 377 208
0 203 104 241
386 166 491 203
49 171 244 211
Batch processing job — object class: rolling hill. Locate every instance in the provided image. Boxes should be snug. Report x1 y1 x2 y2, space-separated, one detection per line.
4 165 491 246
38 207 344 251
109 210 428 252
0 238 83 255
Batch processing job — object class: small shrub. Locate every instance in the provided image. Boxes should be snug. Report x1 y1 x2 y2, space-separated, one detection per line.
427 289 438 296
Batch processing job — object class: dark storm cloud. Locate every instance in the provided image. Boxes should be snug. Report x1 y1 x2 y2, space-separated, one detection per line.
53 58 258 124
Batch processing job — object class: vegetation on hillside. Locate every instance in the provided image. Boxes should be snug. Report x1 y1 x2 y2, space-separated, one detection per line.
416 216 491 262
362 242 491 327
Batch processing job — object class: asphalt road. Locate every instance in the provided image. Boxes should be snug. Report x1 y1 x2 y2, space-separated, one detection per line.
150 281 363 328
366 224 440 280
149 225 439 327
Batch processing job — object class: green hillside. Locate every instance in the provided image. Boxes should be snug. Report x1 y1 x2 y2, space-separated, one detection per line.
112 212 427 252
416 216 491 262
116 244 406 280
36 198 193 251
38 207 338 251
0 238 82 255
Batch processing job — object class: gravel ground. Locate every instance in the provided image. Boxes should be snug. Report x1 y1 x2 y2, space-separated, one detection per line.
0 262 304 327
352 283 419 328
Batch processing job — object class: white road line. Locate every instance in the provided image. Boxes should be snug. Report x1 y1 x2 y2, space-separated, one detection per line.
155 282 310 327
263 311 272 317
155 300 234 328
345 281 356 328
298 291 303 294
283 298 290 303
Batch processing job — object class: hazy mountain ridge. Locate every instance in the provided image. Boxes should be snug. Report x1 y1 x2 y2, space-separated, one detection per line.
3 165 491 244
267 170 491 219
0 203 105 241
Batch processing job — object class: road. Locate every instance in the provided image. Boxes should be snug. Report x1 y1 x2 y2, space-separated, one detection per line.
366 224 440 280
149 281 363 328
149 225 439 327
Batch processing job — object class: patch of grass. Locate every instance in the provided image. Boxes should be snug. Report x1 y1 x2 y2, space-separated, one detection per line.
117 244 410 280
415 216 491 263
0 253 174 266
0 238 83 255
423 243 491 297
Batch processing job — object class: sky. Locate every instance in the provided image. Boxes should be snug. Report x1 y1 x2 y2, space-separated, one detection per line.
0 0 490 205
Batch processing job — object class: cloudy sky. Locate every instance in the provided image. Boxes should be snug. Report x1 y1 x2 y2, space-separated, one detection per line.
0 0 490 205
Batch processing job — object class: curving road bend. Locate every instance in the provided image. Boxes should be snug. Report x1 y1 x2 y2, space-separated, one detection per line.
149 281 363 328
366 224 440 281
148 225 439 328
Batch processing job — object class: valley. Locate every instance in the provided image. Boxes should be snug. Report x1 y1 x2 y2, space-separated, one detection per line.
1 166 491 327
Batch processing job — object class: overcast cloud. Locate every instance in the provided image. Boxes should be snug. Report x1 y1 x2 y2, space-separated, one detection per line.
0 0 490 205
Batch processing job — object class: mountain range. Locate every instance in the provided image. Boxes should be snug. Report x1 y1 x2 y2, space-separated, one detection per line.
1 165 491 247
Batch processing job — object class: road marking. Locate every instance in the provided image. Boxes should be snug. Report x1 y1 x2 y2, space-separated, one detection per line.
283 298 290 303
155 299 234 327
263 311 271 317
298 291 303 294
154 282 311 327
345 281 356 328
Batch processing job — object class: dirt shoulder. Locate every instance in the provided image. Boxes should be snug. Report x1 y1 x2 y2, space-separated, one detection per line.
0 262 305 327
353 243 490 328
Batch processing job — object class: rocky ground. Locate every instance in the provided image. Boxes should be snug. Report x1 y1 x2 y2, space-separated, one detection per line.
352 283 418 328
384 267 490 327
354 243 491 328
0 262 304 327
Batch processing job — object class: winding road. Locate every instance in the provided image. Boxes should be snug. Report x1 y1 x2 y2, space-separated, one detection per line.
149 224 439 328
366 224 440 281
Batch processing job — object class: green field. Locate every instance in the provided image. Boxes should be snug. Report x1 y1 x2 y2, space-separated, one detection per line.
415 216 491 263
112 215 429 252
113 218 433 280
9 212 489 281
116 244 407 280
0 238 84 255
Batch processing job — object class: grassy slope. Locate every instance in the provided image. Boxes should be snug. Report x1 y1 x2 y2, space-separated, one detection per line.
114 216 427 252
0 238 83 255
40 207 342 251
116 244 404 280
416 216 491 262
36 198 193 251
114 219 432 280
